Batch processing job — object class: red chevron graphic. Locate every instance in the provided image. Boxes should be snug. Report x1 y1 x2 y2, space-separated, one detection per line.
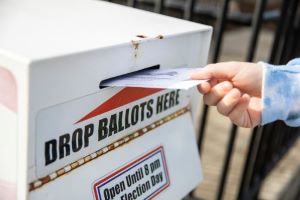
76 87 162 124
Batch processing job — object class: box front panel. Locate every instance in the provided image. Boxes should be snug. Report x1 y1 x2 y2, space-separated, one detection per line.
34 88 188 178
29 88 202 199
26 27 212 199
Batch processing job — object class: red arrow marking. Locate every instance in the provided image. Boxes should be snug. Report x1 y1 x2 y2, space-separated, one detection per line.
76 87 162 124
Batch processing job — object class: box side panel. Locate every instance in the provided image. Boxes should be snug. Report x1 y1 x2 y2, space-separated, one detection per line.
0 66 17 200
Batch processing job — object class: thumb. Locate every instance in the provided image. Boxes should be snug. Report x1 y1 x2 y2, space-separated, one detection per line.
191 62 241 80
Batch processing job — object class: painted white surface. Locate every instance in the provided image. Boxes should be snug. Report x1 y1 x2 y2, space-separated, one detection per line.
0 104 17 183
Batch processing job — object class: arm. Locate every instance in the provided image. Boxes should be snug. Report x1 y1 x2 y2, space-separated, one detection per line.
191 59 300 128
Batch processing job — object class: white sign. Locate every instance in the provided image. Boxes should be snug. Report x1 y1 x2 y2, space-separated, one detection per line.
36 88 189 178
93 146 170 200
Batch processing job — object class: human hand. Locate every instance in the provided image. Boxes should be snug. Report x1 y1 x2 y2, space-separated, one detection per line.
191 62 262 128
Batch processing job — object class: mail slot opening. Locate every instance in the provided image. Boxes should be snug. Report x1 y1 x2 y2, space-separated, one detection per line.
99 65 160 89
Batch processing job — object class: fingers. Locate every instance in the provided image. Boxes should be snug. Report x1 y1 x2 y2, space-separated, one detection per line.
203 81 233 106
228 94 251 125
197 78 218 94
197 81 211 94
216 88 241 116
247 97 262 126
191 62 242 80
199 81 262 128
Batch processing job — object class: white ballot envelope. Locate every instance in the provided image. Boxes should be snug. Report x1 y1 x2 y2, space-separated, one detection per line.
100 68 207 90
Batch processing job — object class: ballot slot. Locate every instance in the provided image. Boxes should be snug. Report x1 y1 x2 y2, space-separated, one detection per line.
100 66 207 90
99 65 160 89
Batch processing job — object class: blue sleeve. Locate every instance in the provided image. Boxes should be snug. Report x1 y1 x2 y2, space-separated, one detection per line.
262 58 300 127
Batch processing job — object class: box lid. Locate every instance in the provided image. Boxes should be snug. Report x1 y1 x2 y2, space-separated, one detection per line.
0 0 211 62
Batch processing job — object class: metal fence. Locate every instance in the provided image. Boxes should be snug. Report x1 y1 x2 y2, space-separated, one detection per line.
104 0 300 199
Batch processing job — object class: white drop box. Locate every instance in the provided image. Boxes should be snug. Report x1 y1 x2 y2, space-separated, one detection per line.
0 0 212 199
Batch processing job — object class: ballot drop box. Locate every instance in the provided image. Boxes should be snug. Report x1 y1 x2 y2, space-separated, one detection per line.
0 0 212 199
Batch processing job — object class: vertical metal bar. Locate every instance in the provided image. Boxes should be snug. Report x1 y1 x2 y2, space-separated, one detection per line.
248 125 273 189
236 0 268 198
294 4 300 53
237 126 264 200
216 125 238 200
242 124 277 198
184 0 196 21
249 5 300 193
200 0 233 199
212 0 231 63
217 0 268 198
154 0 165 14
279 0 299 64
198 0 231 155
246 0 268 62
197 105 209 154
127 0 137 7
276 0 298 64
193 0 231 198
269 0 290 64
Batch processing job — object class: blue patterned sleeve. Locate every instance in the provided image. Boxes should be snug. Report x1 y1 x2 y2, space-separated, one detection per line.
262 58 300 126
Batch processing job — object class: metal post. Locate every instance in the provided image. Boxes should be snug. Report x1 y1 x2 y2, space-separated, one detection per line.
154 0 165 14
212 0 231 63
218 0 268 199
269 0 290 64
237 0 281 198
276 0 299 64
190 0 231 198
278 0 299 64
197 105 209 154
237 126 264 200
127 0 137 8
246 0 268 62
216 125 237 200
198 0 231 154
184 0 196 21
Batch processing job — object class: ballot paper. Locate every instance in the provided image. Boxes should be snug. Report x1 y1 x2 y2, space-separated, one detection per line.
100 68 207 90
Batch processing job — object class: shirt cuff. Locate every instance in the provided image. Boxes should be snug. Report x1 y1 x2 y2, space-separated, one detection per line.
260 62 291 125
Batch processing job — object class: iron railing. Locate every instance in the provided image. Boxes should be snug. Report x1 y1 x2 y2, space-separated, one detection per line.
103 0 300 199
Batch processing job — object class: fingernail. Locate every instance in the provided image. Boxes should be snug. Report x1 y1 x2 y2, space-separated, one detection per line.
241 94 250 103
231 88 241 98
220 81 232 90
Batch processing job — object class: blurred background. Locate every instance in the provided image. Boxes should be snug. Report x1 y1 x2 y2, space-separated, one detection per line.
102 0 300 199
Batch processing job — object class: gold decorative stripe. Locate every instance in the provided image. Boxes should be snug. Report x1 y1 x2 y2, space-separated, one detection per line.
29 107 190 191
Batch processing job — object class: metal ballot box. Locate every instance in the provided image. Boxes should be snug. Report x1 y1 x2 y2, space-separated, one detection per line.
0 0 212 199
